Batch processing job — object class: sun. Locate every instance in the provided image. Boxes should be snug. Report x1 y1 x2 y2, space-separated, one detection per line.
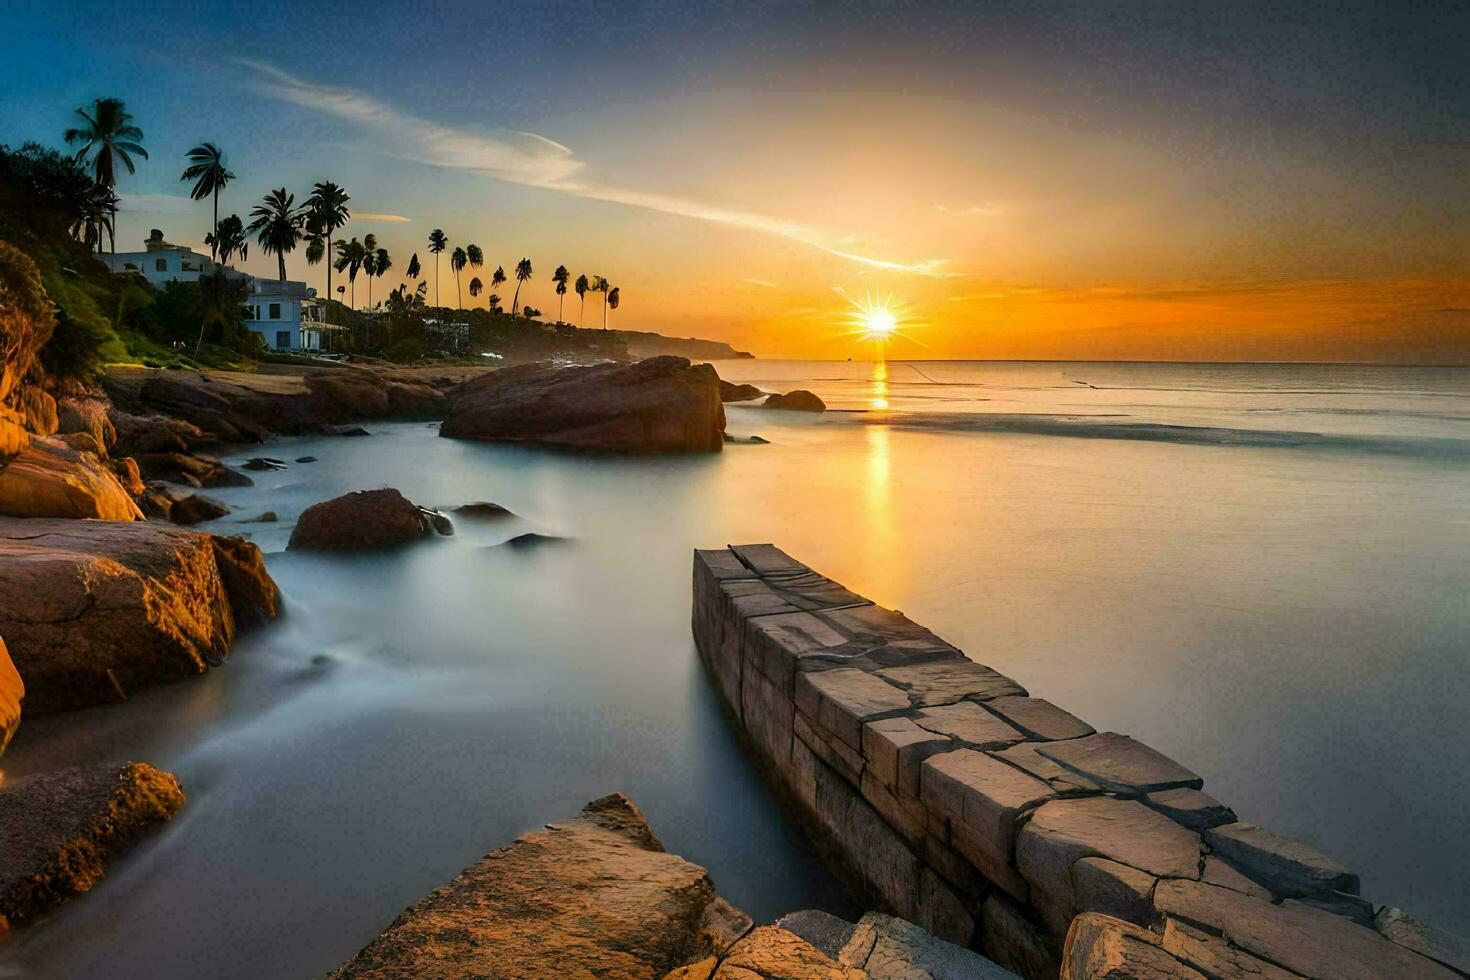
862 306 898 339
843 292 907 342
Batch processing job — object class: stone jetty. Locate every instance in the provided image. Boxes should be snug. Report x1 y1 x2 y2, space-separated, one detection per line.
692 545 1464 979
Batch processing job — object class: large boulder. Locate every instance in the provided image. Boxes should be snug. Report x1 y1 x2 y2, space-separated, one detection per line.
288 489 430 551
0 519 279 715
441 356 726 453
719 380 763 403
763 389 826 412
0 241 57 458
0 637 20 755
329 793 752 979
0 437 143 520
109 408 211 457
56 394 116 451
0 762 184 931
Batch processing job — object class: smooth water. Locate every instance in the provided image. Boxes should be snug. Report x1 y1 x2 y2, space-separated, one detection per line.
2 360 1467 977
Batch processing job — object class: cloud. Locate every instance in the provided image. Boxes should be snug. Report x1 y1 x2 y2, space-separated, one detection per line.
119 193 197 214
354 212 412 222
243 61 957 278
740 278 778 288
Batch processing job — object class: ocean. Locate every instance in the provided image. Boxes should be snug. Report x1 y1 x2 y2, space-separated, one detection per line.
3 359 1466 977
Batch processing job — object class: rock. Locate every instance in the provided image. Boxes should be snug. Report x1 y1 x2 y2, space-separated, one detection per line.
496 531 564 550
777 909 858 961
419 507 454 535
109 409 207 457
979 894 1058 980
55 395 115 450
1142 787 1236 832
0 437 142 520
1292 890 1376 926
719 380 764 402
441 356 726 453
19 387 57 437
0 637 20 755
0 519 278 715
0 762 184 929
137 451 252 488
1061 913 1203 980
1036 732 1203 794
1200 855 1273 900
0 242 56 456
324 424 371 437
288 489 430 551
209 534 280 629
57 430 104 455
795 668 913 750
453 501 515 520
838 911 1018 978
1016 797 1201 934
167 490 230 526
304 371 390 418
987 741 1102 794
110 456 145 496
723 433 770 445
1376 907 1470 975
1203 821 1359 898
980 697 1094 742
295 455 318 463
1158 918 1298 980
1154 879 1459 980
764 389 826 412
1071 858 1157 928
921 748 1053 898
876 659 1027 708
244 511 278 523
328 793 751 978
913 702 1025 749
714 925 863 979
242 456 288 471
862 716 952 800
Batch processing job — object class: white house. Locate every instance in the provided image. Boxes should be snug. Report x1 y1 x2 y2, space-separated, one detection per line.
101 229 331 352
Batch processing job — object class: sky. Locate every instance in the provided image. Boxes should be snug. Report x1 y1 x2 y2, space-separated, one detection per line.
2 0 1466 362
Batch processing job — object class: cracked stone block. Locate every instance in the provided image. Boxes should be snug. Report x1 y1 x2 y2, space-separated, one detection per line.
795 710 865 785
1016 797 1201 935
744 610 851 684
861 769 928 845
862 716 953 799
796 668 913 749
1037 732 1202 794
1200 856 1273 900
822 604 961 654
915 701 1026 750
718 924 866 979
695 547 758 581
916 866 976 946
1289 891 1376 927
1154 879 1458 980
765 569 872 611
1204 821 1359 898
730 542 810 577
838 911 1015 979
790 728 820 811
1072 857 1158 928
777 909 857 961
981 893 1059 980
1160 918 1298 980
741 659 794 767
988 741 1102 793
922 749 1053 901
1142 787 1236 831
1376 907 1470 976
1061 913 1204 980
813 761 926 922
878 659 1027 707
981 696 1094 741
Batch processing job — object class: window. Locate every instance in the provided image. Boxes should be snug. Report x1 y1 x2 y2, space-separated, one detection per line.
268 303 281 319
155 258 167 272
275 331 290 349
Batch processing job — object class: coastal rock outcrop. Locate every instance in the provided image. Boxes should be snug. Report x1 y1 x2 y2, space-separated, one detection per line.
0 762 184 931
56 395 116 451
719 380 763 403
0 437 142 520
329 792 753 979
763 389 826 412
0 637 20 755
0 519 279 715
288 488 432 551
0 241 56 458
441 356 726 453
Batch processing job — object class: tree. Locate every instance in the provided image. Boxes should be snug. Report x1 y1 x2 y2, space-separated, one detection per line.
360 233 380 310
512 257 532 315
606 286 620 327
491 265 506 296
488 293 502 313
64 97 148 254
406 252 421 279
246 187 305 281
71 183 116 254
522 306 542 320
450 246 468 309
195 268 248 356
466 243 483 273
370 246 391 310
592 275 611 327
469 276 483 300
305 181 350 305
334 237 365 309
427 229 447 306
180 143 234 261
552 265 569 322
575 273 589 326
205 213 248 265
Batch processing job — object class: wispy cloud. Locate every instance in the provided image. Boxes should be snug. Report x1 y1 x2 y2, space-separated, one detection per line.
354 212 412 222
243 60 958 278
740 278 779 288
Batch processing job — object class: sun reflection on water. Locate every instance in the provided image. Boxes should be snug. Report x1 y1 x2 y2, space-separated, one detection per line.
870 356 890 410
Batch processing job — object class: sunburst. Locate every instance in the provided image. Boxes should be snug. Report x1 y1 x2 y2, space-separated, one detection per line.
840 291 916 347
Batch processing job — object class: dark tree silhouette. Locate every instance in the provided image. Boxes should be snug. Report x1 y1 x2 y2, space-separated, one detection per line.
606 286 620 327
246 187 305 281
512 257 533 315
406 252 421 279
450 246 468 309
575 273 589 326
64 97 148 254
305 181 350 305
205 213 248 265
427 229 448 306
552 265 569 322
180 143 234 261
469 276 483 299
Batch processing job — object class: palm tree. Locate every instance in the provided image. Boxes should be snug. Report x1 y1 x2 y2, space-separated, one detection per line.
575 274 589 327
488 293 503 314
450 246 468 309
552 265 569 322
469 276 483 301
370 246 391 310
491 265 506 298
606 286 620 327
334 237 365 309
466 243 483 274
205 214 248 265
70 184 117 254
592 276 611 327
406 252 421 280
427 229 448 306
305 181 350 303
247 188 305 281
64 97 147 254
511 258 533 315
180 143 235 261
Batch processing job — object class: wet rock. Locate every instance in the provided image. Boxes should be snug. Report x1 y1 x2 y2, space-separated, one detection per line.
242 456 288 471
295 455 317 463
453 501 515 520
329 793 751 978
1036 731 1203 795
0 762 184 930
1154 879 1458 980
244 511 278 523
209 534 280 629
419 507 454 535
1376 907 1470 975
723 433 770 444
1142 787 1236 832
288 489 430 551
441 355 726 453
1203 821 1359 898
719 380 764 402
0 519 278 715
496 531 564 550
0 437 142 521
324 424 370 437
137 451 252 488
0 637 19 755
764 389 827 412
1061 913 1203 980
166 489 230 526
108 409 208 457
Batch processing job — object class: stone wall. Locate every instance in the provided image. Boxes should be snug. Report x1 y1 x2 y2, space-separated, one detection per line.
692 545 1465 980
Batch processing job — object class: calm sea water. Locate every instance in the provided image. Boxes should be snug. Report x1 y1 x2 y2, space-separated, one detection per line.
2 360 1467 977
